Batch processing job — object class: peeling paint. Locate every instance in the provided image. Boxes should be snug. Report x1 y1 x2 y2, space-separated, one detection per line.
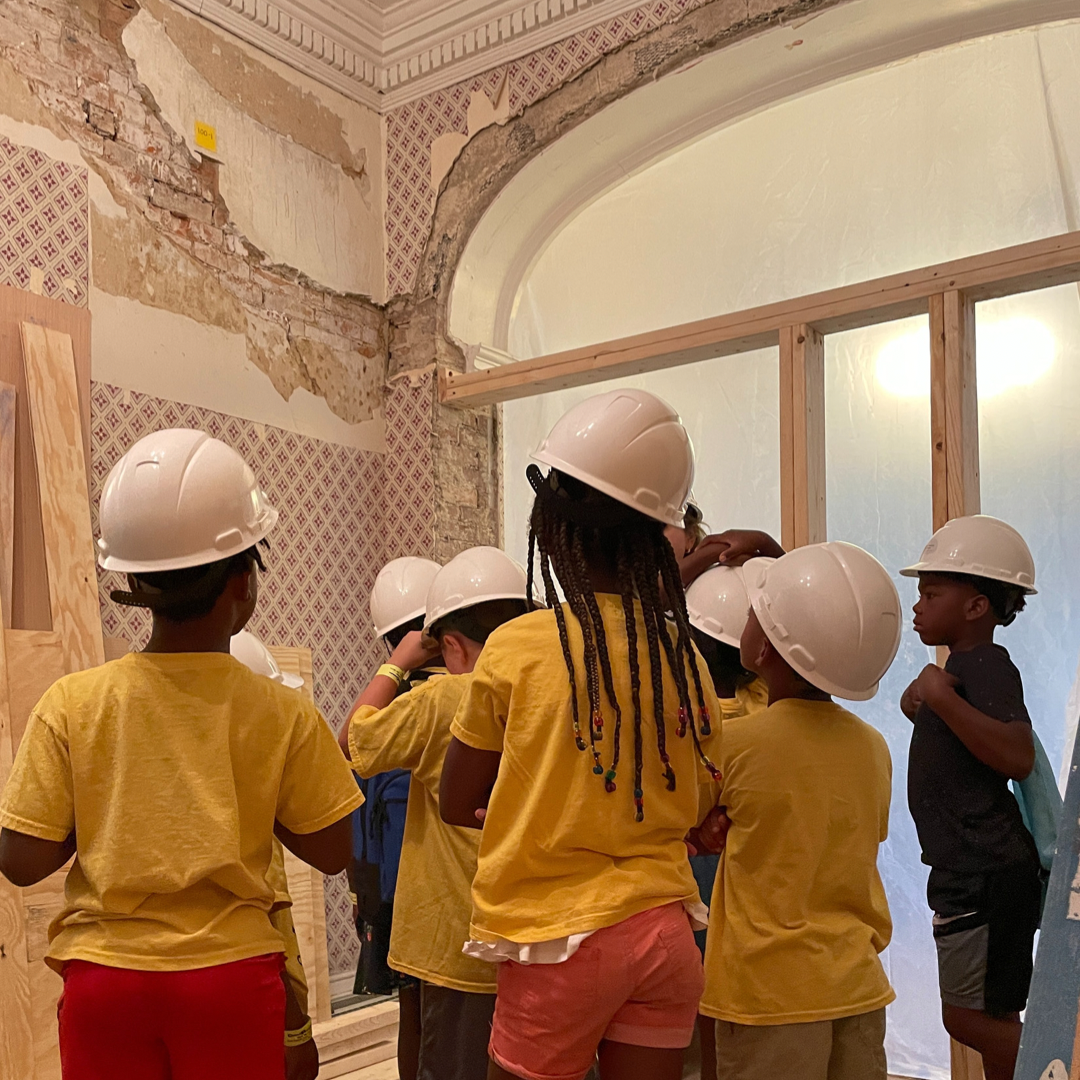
123 9 383 299
142 0 377 182
91 287 385 450
92 205 247 333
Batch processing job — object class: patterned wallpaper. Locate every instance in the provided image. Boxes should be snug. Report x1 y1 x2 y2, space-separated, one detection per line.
385 0 706 297
383 370 437 561
0 134 88 306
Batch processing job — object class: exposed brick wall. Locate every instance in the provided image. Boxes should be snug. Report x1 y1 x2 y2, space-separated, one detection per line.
0 0 387 412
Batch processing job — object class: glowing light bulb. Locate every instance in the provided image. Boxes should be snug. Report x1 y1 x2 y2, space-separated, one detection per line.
874 316 1054 399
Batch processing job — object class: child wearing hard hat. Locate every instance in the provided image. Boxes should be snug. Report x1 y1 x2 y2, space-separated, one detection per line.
352 556 444 1080
0 428 362 1080
699 542 900 1080
899 515 1041 1080
684 565 769 1080
439 389 724 1080
231 629 320 1079
343 547 530 1080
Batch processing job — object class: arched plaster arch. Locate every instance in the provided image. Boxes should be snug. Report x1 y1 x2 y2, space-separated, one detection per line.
422 0 1080 363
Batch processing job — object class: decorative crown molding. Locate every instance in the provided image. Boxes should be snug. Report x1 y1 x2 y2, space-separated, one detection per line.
172 0 651 111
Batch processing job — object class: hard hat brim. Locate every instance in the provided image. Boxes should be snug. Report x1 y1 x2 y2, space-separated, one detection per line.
745 576 881 702
531 448 684 528
423 588 530 634
98 509 279 574
688 611 741 649
374 602 428 639
899 561 1038 595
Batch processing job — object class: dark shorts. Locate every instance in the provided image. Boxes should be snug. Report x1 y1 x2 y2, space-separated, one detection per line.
690 853 720 959
929 863 1042 1016
417 981 495 1080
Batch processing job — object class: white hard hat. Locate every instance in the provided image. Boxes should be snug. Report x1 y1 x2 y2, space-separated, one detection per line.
686 566 750 648
371 557 442 637
532 388 694 528
744 542 902 701
230 629 304 689
97 429 278 574
900 515 1036 595
424 546 529 632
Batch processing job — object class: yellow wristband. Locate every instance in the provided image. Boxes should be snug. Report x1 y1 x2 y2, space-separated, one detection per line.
348 891 358 905
377 663 407 686
285 1018 313 1047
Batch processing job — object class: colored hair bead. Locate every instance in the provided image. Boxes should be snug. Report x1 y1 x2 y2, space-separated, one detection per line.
605 781 617 793
575 736 587 751
593 764 604 775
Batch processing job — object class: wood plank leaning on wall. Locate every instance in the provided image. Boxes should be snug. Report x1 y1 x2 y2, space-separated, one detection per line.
0 313 95 1080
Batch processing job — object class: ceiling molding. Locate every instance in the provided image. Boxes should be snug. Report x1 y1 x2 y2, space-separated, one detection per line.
174 0 651 111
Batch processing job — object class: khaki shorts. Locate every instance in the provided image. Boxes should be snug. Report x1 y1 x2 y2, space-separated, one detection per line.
712 1008 887 1080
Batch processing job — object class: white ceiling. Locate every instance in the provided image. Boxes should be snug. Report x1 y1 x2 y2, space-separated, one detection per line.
172 0 646 111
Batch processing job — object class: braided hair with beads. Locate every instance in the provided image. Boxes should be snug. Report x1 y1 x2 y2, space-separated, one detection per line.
526 465 718 822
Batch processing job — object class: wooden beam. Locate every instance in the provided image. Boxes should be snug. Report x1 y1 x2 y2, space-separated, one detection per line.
442 228 1080 407
929 292 980 531
779 325 826 549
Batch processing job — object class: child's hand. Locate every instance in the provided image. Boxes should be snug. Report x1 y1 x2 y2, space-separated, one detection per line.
708 530 785 568
690 806 731 855
915 664 960 711
285 1038 319 1080
388 631 441 673
900 680 923 722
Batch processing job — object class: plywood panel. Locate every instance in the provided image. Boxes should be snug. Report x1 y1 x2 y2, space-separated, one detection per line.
268 645 334 1024
5 630 67 750
0 621 34 1079
19 325 103 674
0 288 90 632
0 382 16 631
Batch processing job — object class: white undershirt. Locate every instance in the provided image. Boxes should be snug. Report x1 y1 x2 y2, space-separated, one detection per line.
462 898 710 965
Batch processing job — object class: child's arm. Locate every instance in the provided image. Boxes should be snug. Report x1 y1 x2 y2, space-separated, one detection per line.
282 966 319 1080
915 664 1035 780
679 529 785 586
339 632 441 758
274 816 352 876
0 827 75 887
439 737 501 829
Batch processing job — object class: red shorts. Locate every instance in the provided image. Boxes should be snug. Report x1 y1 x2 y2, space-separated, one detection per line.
58 954 285 1080
489 903 704 1080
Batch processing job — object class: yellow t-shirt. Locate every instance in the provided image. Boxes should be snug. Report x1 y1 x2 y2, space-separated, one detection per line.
0 652 363 972
701 698 894 1025
451 597 722 944
718 677 769 721
349 674 495 994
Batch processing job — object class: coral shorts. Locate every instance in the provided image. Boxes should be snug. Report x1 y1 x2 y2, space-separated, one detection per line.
489 903 704 1080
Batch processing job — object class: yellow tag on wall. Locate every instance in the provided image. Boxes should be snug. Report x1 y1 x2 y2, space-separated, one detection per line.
194 120 217 154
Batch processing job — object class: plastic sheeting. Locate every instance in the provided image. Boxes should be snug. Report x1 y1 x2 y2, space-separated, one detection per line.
501 19 1080 1080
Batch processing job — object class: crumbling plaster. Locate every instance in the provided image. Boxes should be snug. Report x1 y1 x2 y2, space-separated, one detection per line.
0 0 387 448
